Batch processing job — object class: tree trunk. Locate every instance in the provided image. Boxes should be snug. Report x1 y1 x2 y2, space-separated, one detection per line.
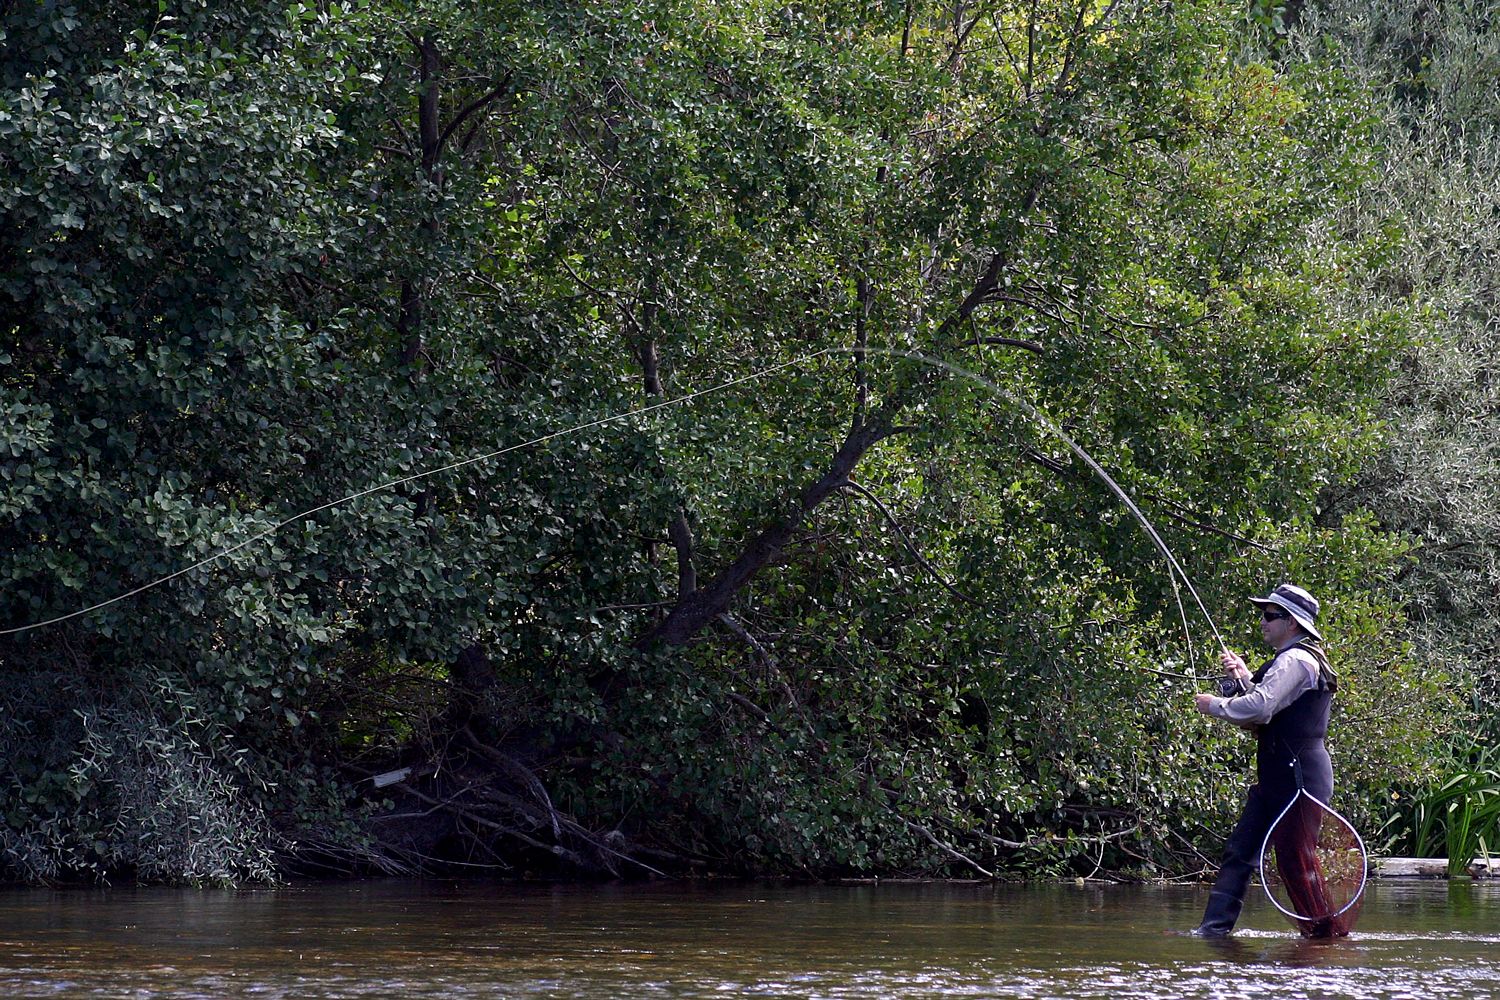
398 33 444 368
637 417 893 647
633 176 1047 650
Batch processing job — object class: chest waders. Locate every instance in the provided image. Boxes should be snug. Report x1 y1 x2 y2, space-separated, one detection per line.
1257 753 1368 935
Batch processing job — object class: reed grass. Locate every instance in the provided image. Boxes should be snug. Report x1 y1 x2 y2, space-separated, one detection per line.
1391 749 1500 876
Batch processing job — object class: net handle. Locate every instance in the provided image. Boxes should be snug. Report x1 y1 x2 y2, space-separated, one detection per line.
1257 786 1370 923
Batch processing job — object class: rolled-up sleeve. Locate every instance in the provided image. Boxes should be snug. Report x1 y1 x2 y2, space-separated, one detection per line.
1205 650 1317 726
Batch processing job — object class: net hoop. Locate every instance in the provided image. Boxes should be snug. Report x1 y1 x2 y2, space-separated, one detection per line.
1257 786 1369 922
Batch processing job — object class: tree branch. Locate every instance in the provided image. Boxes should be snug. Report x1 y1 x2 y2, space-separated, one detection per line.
946 8 985 73
716 612 781 673
717 613 806 721
838 480 987 607
636 418 899 648
878 784 999 877
1142 492 1273 551
625 292 699 600
1020 446 1069 476
898 812 995 877
668 510 697 597
635 165 1051 650
970 335 1045 354
435 71 514 159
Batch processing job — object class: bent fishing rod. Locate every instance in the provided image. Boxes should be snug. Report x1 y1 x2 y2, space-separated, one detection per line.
835 346 1231 662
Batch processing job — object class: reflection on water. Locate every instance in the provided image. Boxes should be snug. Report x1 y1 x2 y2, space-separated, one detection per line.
0 879 1497 998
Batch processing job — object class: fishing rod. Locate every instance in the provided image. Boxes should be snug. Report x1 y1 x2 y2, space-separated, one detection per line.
838 347 1231 662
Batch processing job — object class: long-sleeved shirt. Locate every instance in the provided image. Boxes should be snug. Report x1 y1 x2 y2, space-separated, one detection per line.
1204 646 1320 728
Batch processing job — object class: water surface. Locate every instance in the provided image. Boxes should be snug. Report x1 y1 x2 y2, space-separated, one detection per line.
1 879 1496 998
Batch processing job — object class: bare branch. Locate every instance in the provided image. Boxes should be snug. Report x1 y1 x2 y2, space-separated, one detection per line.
717 613 781 673
839 480 988 608
717 613 806 722
1020 446 1069 476
944 177 1049 335
1054 0 1123 98
947 9 985 72
461 728 561 839
970 335 1045 354
992 10 1028 92
1143 493 1273 552
668 510 697 597
1025 1 1037 99
855 272 871 424
392 782 592 869
639 417 899 647
435 71 514 158
877 786 997 877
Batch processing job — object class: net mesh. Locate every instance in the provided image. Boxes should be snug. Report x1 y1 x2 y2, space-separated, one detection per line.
1259 788 1366 937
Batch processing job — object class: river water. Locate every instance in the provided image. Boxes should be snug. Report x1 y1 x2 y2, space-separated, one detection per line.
1 879 1496 998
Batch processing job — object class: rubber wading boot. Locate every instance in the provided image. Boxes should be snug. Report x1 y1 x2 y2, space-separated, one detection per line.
1193 889 1243 937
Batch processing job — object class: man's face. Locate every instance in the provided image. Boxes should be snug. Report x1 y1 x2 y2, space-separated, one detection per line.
1258 606 1299 648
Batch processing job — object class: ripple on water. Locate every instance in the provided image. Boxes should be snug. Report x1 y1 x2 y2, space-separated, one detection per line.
671 961 1500 1000
2 881 1500 999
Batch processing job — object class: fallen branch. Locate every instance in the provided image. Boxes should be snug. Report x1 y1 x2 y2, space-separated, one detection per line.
461 728 562 839
895 814 996 879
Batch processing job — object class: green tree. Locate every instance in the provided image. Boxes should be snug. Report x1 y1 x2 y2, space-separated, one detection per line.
0 0 1447 882
0 0 383 880
1285 1 1500 842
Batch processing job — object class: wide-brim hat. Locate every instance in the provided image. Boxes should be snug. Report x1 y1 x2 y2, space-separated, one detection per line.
1249 583 1322 641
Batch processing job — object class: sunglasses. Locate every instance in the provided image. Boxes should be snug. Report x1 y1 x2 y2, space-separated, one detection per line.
1260 609 1292 622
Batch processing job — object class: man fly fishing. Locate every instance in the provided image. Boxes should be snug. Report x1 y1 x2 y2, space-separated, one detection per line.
1189 583 1358 938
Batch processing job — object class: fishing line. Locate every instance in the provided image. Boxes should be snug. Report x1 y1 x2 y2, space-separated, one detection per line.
0 349 833 637
838 346 1230 661
5 342 1229 671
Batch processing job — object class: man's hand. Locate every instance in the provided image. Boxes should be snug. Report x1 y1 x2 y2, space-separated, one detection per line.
1219 650 1251 687
1194 693 1216 715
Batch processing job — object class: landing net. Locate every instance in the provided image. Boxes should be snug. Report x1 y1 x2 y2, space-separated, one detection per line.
1258 787 1368 937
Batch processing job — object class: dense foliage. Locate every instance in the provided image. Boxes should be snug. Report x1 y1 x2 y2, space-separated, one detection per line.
1282 0 1500 857
0 0 1470 883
